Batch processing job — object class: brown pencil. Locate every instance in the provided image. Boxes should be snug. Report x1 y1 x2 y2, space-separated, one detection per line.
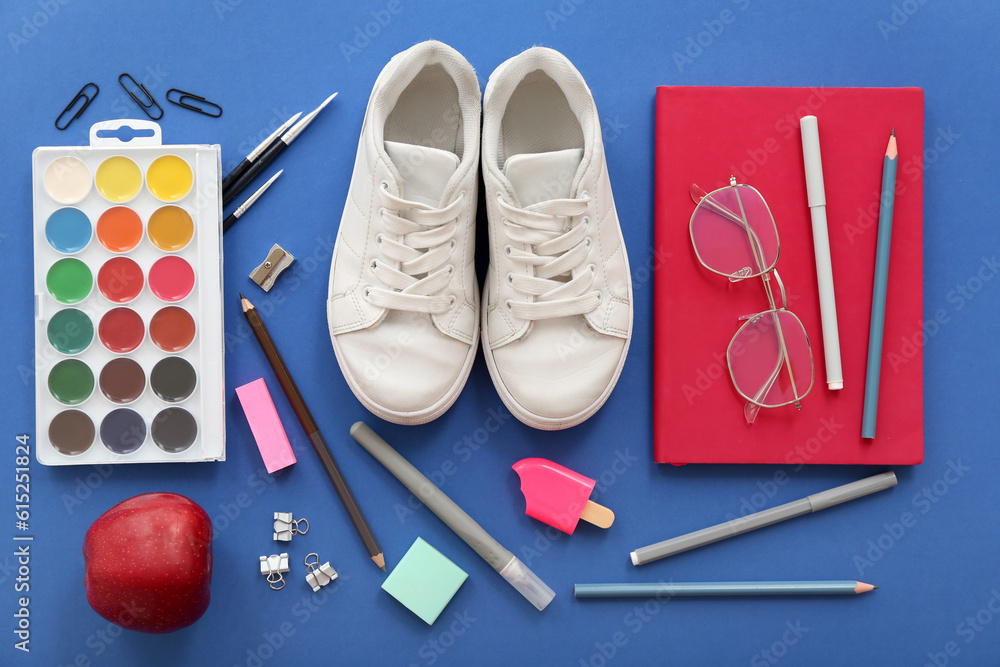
240 293 385 571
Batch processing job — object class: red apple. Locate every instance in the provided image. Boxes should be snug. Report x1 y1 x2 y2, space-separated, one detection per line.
83 492 213 633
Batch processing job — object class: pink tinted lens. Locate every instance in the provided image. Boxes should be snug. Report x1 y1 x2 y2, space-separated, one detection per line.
728 310 813 407
691 185 779 278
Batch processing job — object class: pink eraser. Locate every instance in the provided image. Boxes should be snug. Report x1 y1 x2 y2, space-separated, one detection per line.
235 378 296 473
512 458 596 535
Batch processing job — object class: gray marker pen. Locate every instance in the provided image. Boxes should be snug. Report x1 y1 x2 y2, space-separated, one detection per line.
351 422 555 611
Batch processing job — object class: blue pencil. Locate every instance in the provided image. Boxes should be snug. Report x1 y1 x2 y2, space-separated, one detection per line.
574 581 878 598
862 130 898 439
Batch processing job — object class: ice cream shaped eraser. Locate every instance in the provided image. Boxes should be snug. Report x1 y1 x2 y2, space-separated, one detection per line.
513 458 615 535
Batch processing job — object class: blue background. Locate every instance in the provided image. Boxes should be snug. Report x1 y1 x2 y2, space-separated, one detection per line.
1 1 997 665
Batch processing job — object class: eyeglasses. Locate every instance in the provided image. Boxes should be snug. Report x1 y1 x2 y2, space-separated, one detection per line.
689 177 814 423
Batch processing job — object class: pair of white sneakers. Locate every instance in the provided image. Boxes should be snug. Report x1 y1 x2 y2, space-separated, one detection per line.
327 41 633 430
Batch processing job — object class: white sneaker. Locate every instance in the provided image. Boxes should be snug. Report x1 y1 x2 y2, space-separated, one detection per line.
327 41 481 425
480 47 633 430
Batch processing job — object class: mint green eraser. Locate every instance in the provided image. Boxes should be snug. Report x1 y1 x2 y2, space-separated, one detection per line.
381 537 468 625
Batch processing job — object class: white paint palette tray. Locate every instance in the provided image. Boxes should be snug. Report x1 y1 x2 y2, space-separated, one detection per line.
32 120 226 465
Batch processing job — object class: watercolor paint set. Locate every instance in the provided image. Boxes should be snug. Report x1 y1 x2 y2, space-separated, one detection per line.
32 119 225 465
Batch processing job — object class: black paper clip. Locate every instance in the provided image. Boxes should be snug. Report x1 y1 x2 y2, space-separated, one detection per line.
118 73 163 120
166 88 223 118
55 82 99 130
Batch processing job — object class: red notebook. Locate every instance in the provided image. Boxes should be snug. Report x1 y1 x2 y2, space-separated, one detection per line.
654 86 924 465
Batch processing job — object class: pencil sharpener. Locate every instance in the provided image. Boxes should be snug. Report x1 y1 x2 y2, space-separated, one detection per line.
250 244 294 292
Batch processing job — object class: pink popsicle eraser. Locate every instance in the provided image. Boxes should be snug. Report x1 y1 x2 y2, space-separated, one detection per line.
235 378 296 473
512 458 613 535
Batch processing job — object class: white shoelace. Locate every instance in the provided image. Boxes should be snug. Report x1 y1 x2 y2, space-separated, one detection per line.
365 182 463 315
498 193 601 320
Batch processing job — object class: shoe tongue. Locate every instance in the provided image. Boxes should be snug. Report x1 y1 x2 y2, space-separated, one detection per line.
503 148 584 206
384 140 460 206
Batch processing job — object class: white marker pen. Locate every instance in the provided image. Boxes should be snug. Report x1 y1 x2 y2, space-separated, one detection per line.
800 115 844 391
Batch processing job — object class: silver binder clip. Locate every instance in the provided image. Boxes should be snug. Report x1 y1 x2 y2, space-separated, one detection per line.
304 553 338 592
260 553 290 590
250 244 295 292
273 512 309 542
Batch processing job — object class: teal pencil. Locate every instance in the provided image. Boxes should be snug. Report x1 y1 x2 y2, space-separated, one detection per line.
862 130 898 438
574 581 878 598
